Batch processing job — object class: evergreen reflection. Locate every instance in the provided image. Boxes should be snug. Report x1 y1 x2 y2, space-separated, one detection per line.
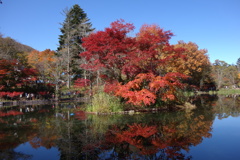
0 95 240 159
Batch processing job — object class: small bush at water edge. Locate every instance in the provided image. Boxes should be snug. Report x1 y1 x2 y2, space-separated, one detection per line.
86 91 123 113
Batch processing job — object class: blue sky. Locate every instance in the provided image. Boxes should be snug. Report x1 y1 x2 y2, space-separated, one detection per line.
0 0 239 64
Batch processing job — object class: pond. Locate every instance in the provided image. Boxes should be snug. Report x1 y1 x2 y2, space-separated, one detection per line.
0 94 240 160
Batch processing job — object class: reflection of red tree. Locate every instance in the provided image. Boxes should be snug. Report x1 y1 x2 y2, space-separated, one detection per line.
106 123 158 155
0 110 23 117
74 78 90 88
0 113 59 151
0 91 23 99
104 115 212 158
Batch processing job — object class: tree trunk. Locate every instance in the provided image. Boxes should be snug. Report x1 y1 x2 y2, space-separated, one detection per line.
55 84 59 101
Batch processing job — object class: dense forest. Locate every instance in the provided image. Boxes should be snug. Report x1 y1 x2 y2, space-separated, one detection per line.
1 4 240 111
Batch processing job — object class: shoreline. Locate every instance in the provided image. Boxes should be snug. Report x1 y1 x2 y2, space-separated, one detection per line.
0 99 56 107
0 97 88 107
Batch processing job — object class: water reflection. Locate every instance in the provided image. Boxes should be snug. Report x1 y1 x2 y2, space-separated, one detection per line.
0 95 240 159
0 105 56 159
87 112 213 159
213 95 240 119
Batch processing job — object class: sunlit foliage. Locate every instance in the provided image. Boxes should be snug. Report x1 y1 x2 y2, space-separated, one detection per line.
81 20 190 107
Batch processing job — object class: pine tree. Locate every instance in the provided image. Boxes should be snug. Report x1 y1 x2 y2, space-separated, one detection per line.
58 4 94 88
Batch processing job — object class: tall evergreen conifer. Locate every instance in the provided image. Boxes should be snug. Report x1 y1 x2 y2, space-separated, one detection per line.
58 4 94 88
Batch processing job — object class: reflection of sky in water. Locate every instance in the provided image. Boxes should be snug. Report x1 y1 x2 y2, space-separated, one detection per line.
14 142 59 160
183 116 240 160
98 148 115 159
1 95 239 160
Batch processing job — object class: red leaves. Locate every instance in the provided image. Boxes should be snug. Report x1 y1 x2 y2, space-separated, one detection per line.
0 92 7 98
110 19 135 33
7 92 23 98
81 20 190 106
110 123 157 155
0 69 8 76
0 59 39 94
115 84 157 106
74 78 90 88
0 110 23 117
104 115 213 156
22 68 38 76
137 24 173 49
150 72 188 92
125 123 157 138
104 81 119 94
114 72 188 106
116 87 156 106
81 20 136 81
0 91 23 98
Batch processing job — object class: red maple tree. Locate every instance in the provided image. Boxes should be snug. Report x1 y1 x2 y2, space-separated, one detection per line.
81 20 188 107
0 59 39 99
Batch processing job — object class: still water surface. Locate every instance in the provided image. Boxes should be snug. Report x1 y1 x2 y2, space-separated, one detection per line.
0 95 240 160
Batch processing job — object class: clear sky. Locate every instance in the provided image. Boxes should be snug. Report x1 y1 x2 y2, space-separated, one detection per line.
0 0 239 64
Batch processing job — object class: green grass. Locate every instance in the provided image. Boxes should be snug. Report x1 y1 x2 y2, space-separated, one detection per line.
86 90 123 113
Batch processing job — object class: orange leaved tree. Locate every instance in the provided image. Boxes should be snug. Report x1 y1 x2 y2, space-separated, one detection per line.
171 41 212 89
27 49 56 81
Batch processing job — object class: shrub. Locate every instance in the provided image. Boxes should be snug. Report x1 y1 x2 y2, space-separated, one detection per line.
86 90 123 113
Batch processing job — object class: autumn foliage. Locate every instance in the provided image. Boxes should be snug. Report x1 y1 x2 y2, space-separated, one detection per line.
104 114 212 158
27 49 56 79
74 78 90 88
167 41 211 88
0 91 23 99
81 20 189 107
114 72 188 106
0 59 38 94
0 110 23 117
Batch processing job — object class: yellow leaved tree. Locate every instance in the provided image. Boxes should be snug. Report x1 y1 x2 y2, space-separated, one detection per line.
27 49 56 81
159 41 212 89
